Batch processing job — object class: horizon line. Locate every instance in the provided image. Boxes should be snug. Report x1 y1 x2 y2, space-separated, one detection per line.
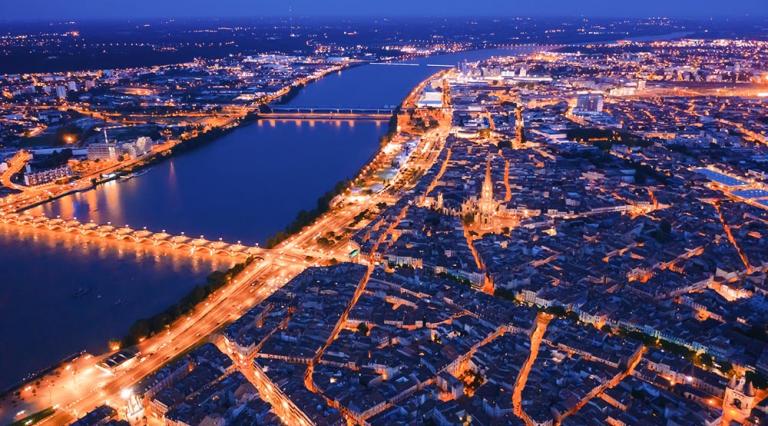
0 14 767 24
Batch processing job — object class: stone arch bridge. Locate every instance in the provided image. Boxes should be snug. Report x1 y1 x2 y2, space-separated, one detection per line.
0 213 265 259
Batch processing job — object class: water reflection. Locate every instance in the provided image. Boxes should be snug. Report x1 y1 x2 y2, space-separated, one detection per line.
0 223 233 274
0 224 221 389
29 120 386 244
104 179 124 225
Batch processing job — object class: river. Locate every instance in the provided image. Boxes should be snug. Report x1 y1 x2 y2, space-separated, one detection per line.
28 50 535 242
0 226 230 391
1 47 537 390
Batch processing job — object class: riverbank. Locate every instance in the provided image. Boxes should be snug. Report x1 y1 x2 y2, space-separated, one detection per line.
120 258 254 347
9 64 351 215
1 46 536 408
110 58 443 351
0 64 392 394
15 123 250 213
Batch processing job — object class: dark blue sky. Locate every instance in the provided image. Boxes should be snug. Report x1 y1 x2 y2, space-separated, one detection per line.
1 0 765 20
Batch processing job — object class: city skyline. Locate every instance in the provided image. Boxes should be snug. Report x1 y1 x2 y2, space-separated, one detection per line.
1 0 767 20
1 7 768 426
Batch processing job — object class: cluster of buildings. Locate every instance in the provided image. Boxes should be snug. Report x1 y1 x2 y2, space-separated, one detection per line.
223 264 369 426
0 54 348 193
68 38 768 425
22 163 73 186
351 39 767 425
70 405 129 426
70 343 281 426
86 135 155 162
1 53 344 137
196 260 765 425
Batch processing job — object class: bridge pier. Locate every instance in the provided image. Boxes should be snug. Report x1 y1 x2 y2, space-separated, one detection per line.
0 213 262 260
260 106 396 121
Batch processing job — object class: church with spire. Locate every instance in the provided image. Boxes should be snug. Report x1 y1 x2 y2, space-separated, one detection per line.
722 376 756 421
419 154 527 235
457 155 519 234
477 157 498 230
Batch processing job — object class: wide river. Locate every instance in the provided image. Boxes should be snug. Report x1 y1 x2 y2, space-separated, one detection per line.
0 48 534 389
